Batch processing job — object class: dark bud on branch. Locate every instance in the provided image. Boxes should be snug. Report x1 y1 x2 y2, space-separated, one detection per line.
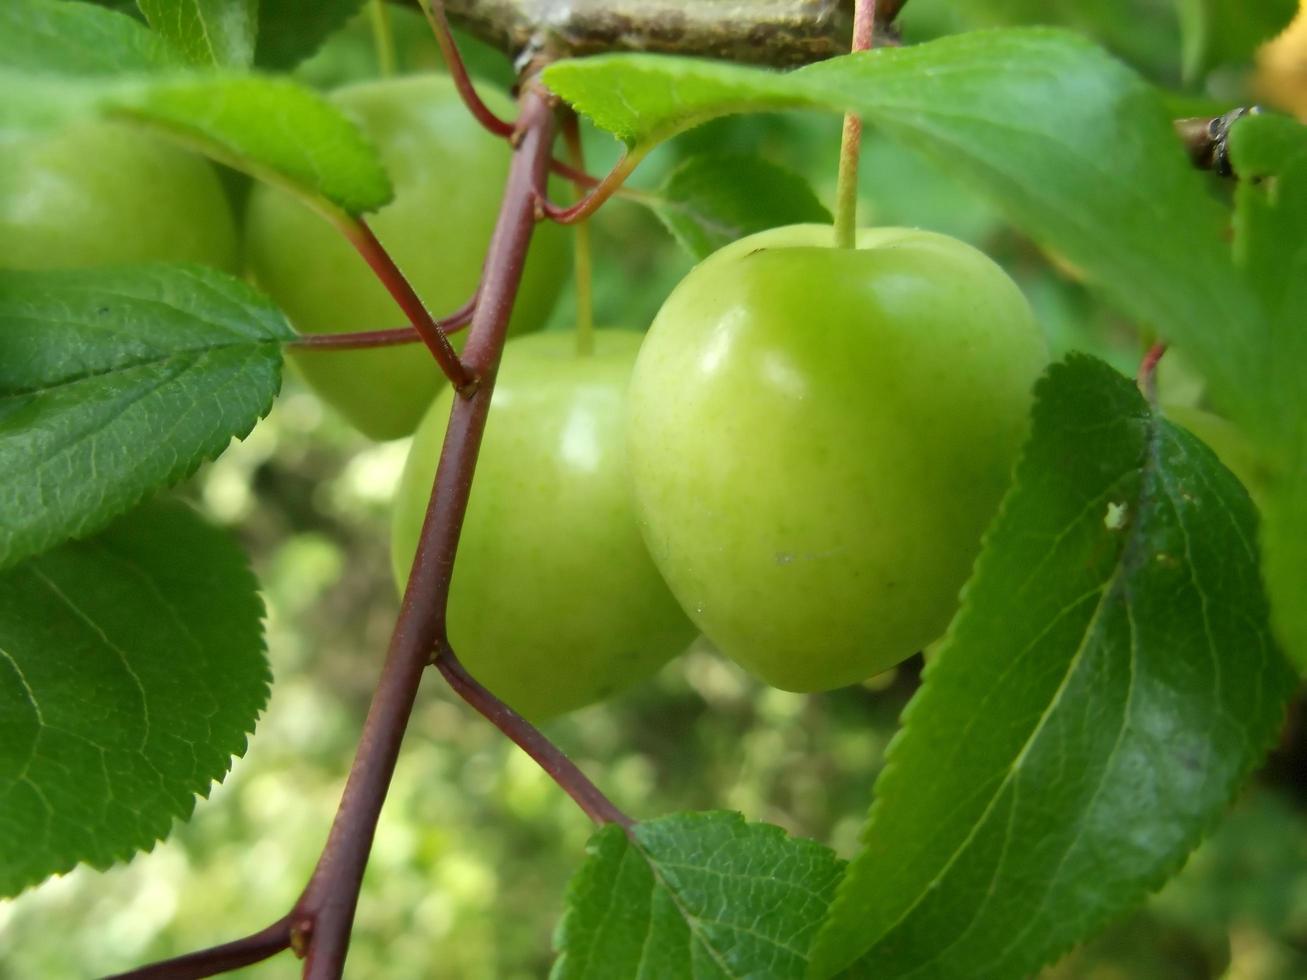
1175 106 1261 178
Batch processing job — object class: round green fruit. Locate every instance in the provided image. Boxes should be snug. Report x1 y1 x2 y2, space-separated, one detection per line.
392 329 697 721
244 74 569 441
0 120 239 272
626 224 1048 692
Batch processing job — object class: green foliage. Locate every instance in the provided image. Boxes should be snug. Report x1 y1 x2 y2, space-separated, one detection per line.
255 0 367 70
0 264 292 570
553 812 844 979
650 153 831 260
136 0 257 68
0 72 394 215
0 499 268 897
0 0 182 75
1229 114 1307 672
545 31 1263 427
809 356 1297 978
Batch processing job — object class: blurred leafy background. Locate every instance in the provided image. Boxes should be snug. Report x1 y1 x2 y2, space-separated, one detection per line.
3 0 1307 976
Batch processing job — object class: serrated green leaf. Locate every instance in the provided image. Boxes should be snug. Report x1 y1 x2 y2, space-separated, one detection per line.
544 30 1266 430
0 71 392 215
0 0 183 75
1229 114 1307 672
255 0 366 70
553 812 844 980
137 0 257 68
0 499 268 897
0 264 292 570
651 152 832 260
808 356 1297 980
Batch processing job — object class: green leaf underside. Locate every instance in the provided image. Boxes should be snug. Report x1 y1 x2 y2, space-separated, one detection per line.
544 30 1267 428
254 0 367 71
0 499 268 897
1230 114 1307 671
808 356 1296 979
0 0 184 75
653 152 832 260
0 264 292 570
137 0 258 69
0 72 392 215
553 812 844 979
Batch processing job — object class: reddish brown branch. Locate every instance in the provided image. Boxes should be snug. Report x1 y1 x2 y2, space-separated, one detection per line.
435 650 631 827
104 917 292 980
285 84 560 980
419 0 515 138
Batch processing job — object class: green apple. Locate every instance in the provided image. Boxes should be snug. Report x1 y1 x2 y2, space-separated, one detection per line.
244 74 569 441
392 329 697 722
626 224 1048 692
0 120 239 272
1163 403 1265 503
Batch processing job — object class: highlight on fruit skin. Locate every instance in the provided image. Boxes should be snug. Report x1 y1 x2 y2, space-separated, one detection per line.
0 120 239 273
391 329 697 722
626 223 1049 693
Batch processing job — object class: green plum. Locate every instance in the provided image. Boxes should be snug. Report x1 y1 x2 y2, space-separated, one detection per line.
244 74 569 441
392 329 697 721
0 120 239 272
626 224 1048 692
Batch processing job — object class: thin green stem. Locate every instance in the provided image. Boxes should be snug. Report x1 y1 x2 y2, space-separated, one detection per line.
833 0 876 248
369 0 397 77
562 114 595 357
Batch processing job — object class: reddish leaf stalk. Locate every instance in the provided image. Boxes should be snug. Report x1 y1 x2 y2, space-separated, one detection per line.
1137 342 1168 401
419 0 515 138
287 293 479 351
537 152 640 224
549 155 600 187
338 218 473 391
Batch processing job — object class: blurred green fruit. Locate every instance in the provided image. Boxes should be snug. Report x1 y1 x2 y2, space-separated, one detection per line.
0 120 239 272
245 74 569 441
392 329 696 721
627 224 1047 692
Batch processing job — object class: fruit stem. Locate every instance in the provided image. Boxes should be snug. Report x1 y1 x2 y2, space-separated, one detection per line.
562 112 595 357
369 0 397 78
417 0 515 138
834 0 876 249
338 217 475 392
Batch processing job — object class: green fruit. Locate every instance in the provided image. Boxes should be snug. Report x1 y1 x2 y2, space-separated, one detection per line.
0 120 239 272
1163 403 1265 503
244 74 569 441
626 224 1048 692
392 329 697 722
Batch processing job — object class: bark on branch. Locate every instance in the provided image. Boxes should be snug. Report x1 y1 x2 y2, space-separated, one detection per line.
444 0 901 67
